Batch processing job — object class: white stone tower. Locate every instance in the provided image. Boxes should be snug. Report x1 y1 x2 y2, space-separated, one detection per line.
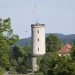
31 23 46 72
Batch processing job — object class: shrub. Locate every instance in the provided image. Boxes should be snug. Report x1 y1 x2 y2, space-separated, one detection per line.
0 67 4 75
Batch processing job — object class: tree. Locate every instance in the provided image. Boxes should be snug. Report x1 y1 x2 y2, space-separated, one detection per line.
46 34 62 52
40 52 75 75
0 67 4 75
70 44 75 60
40 52 59 75
7 34 19 45
0 18 11 69
11 46 23 61
10 46 31 73
16 65 27 74
0 18 19 71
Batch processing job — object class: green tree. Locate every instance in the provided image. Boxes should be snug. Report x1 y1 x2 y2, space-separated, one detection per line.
40 52 75 75
46 34 62 52
11 46 23 61
0 18 10 69
8 34 19 45
0 67 4 75
10 46 31 73
0 18 19 71
70 44 75 60
40 52 59 75
16 65 27 74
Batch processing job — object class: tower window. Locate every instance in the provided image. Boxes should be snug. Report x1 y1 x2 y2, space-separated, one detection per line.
37 38 39 41
37 30 39 33
38 47 39 51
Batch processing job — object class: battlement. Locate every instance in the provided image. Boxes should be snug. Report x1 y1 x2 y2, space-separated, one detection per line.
31 23 45 27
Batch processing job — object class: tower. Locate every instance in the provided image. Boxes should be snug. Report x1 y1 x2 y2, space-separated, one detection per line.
31 23 46 72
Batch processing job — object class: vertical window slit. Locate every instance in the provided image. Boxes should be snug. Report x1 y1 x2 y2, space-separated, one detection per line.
38 47 39 51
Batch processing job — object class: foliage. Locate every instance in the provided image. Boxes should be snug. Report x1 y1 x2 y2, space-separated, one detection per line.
46 34 62 52
8 34 19 45
71 44 75 60
16 65 27 74
0 18 32 74
0 18 19 72
0 67 4 75
10 46 31 73
11 46 23 61
40 52 59 75
40 52 75 75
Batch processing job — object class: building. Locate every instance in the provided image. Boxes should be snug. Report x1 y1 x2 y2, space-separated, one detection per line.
31 23 46 72
58 44 72 56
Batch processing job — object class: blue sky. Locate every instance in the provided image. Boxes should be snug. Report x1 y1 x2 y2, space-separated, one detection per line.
0 0 75 39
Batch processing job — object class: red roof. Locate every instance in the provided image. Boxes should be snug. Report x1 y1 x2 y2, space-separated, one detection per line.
58 44 72 54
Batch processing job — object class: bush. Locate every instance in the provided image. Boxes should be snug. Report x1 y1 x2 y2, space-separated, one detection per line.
40 52 75 75
16 65 27 74
0 67 4 75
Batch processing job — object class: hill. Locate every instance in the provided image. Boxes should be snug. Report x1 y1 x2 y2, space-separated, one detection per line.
15 33 75 46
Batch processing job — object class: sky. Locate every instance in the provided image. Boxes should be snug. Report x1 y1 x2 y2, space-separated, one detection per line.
0 0 75 39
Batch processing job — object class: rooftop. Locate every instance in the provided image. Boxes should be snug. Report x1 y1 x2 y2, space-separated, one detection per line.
31 23 45 27
58 44 72 54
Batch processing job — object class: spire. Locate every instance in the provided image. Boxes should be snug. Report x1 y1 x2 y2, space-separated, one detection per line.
33 0 38 24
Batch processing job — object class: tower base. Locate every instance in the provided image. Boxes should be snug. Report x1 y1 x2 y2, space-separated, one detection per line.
32 56 38 72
